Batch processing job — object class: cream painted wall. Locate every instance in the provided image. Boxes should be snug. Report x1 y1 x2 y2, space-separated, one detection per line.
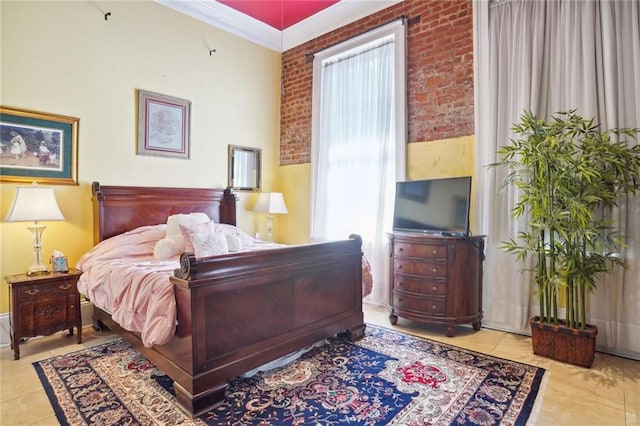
0 1 281 312
408 136 478 235
274 164 312 245
278 136 477 244
406 136 475 179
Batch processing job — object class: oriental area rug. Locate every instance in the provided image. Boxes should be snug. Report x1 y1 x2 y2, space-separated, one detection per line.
33 324 545 425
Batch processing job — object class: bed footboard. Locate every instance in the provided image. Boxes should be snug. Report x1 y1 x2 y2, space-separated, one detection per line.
99 235 366 417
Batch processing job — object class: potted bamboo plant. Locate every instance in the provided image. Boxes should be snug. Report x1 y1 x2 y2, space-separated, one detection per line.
490 110 640 367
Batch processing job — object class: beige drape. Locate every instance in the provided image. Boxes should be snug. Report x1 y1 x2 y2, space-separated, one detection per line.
474 0 640 359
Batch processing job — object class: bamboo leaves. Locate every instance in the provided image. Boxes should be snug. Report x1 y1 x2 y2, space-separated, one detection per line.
489 110 640 329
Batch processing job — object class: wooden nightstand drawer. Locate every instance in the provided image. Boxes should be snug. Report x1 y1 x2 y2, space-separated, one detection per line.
393 276 447 295
394 242 447 260
16 279 77 302
392 292 446 316
393 259 447 277
18 295 78 336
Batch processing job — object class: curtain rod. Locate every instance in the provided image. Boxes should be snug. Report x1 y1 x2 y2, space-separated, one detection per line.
304 14 417 63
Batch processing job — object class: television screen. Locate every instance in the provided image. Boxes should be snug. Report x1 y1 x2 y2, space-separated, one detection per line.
392 176 472 236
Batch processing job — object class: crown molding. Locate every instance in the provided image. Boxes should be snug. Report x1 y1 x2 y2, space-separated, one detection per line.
157 0 282 51
283 0 402 51
156 0 402 52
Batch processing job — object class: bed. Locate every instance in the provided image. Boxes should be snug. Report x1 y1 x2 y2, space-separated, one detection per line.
81 182 366 417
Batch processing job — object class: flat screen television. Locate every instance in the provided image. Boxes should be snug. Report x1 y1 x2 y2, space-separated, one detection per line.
392 176 472 236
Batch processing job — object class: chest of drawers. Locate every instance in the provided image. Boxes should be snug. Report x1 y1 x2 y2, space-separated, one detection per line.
388 232 485 337
4 269 83 359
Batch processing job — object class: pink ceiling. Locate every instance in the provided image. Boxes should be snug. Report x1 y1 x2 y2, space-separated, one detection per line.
216 0 341 30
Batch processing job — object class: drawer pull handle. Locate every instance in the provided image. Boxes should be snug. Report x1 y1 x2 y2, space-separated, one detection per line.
431 304 437 310
398 265 403 269
432 249 437 255
432 285 437 291
25 289 40 295
432 268 437 273
59 284 72 290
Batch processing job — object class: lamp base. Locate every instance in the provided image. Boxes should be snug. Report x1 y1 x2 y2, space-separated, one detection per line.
27 263 49 276
266 214 274 242
27 223 49 275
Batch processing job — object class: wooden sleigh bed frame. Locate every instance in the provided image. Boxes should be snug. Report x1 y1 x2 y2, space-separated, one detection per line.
89 182 366 417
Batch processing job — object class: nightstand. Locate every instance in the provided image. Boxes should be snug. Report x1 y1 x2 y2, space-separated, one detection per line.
4 269 83 360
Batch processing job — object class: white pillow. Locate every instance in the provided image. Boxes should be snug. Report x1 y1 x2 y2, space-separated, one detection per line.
153 238 182 261
216 223 256 250
179 220 229 258
166 213 210 250
225 233 242 252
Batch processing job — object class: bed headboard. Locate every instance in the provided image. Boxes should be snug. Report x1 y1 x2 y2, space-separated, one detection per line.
91 181 237 243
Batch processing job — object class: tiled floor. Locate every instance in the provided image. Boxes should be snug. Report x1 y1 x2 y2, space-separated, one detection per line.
0 303 638 425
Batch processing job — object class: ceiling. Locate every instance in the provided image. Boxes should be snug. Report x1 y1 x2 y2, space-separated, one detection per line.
217 0 340 30
156 0 403 52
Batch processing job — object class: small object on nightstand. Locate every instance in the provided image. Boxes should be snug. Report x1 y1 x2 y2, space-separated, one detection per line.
4 269 83 360
51 250 69 272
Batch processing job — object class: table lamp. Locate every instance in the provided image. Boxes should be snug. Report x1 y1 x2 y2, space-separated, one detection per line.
253 192 288 242
5 183 65 275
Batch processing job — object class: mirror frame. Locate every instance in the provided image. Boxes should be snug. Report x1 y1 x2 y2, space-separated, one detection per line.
228 144 261 191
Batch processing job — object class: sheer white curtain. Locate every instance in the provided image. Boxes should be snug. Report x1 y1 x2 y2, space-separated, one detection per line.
474 0 640 358
311 20 406 306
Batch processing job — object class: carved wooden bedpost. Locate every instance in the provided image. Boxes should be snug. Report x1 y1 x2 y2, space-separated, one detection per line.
222 187 237 226
175 253 197 279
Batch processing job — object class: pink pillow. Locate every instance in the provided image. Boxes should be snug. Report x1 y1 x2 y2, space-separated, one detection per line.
179 221 229 258
166 213 210 250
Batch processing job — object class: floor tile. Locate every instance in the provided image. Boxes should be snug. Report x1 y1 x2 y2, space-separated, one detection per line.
0 387 55 426
0 303 637 424
365 302 637 425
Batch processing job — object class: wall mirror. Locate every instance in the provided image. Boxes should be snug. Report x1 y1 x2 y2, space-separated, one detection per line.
228 145 261 191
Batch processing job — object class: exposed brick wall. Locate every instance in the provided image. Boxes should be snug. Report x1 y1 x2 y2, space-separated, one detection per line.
280 0 474 165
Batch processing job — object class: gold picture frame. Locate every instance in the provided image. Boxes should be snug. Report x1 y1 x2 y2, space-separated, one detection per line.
0 106 79 185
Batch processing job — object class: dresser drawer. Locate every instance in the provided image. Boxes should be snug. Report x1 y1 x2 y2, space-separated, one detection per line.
393 276 447 295
393 259 447 277
392 292 446 316
394 242 447 260
16 279 77 302
18 295 78 336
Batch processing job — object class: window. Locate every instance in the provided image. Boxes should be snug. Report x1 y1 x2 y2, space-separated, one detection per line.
310 19 406 304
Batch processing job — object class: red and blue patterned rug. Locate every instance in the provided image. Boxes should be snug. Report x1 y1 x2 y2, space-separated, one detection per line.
34 324 545 425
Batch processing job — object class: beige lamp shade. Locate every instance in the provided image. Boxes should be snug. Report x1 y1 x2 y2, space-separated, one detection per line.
5 185 65 222
253 192 288 214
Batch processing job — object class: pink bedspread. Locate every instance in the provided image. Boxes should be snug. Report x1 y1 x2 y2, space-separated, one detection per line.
76 225 179 347
77 224 374 348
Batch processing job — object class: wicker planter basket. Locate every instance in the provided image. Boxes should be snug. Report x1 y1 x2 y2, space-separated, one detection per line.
529 316 598 368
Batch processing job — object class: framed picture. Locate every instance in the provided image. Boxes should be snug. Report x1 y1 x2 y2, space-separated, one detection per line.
137 89 191 159
228 144 261 191
0 107 79 185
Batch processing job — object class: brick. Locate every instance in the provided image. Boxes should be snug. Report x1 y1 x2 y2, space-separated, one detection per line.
280 0 474 166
